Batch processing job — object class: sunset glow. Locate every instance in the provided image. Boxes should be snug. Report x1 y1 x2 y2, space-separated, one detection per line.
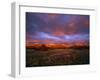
26 12 89 47
26 12 90 67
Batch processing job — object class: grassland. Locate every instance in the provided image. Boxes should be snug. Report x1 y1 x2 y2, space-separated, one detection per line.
26 47 89 67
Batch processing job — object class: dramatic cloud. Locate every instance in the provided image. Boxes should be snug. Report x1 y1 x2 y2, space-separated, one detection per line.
26 12 89 46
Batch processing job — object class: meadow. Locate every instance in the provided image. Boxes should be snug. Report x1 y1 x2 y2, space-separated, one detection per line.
26 46 89 67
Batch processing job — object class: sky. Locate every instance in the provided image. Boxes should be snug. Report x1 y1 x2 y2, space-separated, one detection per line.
26 12 89 46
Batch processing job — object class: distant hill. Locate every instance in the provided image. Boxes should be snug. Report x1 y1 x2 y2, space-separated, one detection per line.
26 43 89 50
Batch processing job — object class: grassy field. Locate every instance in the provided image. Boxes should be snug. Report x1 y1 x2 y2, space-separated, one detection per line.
26 48 89 67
